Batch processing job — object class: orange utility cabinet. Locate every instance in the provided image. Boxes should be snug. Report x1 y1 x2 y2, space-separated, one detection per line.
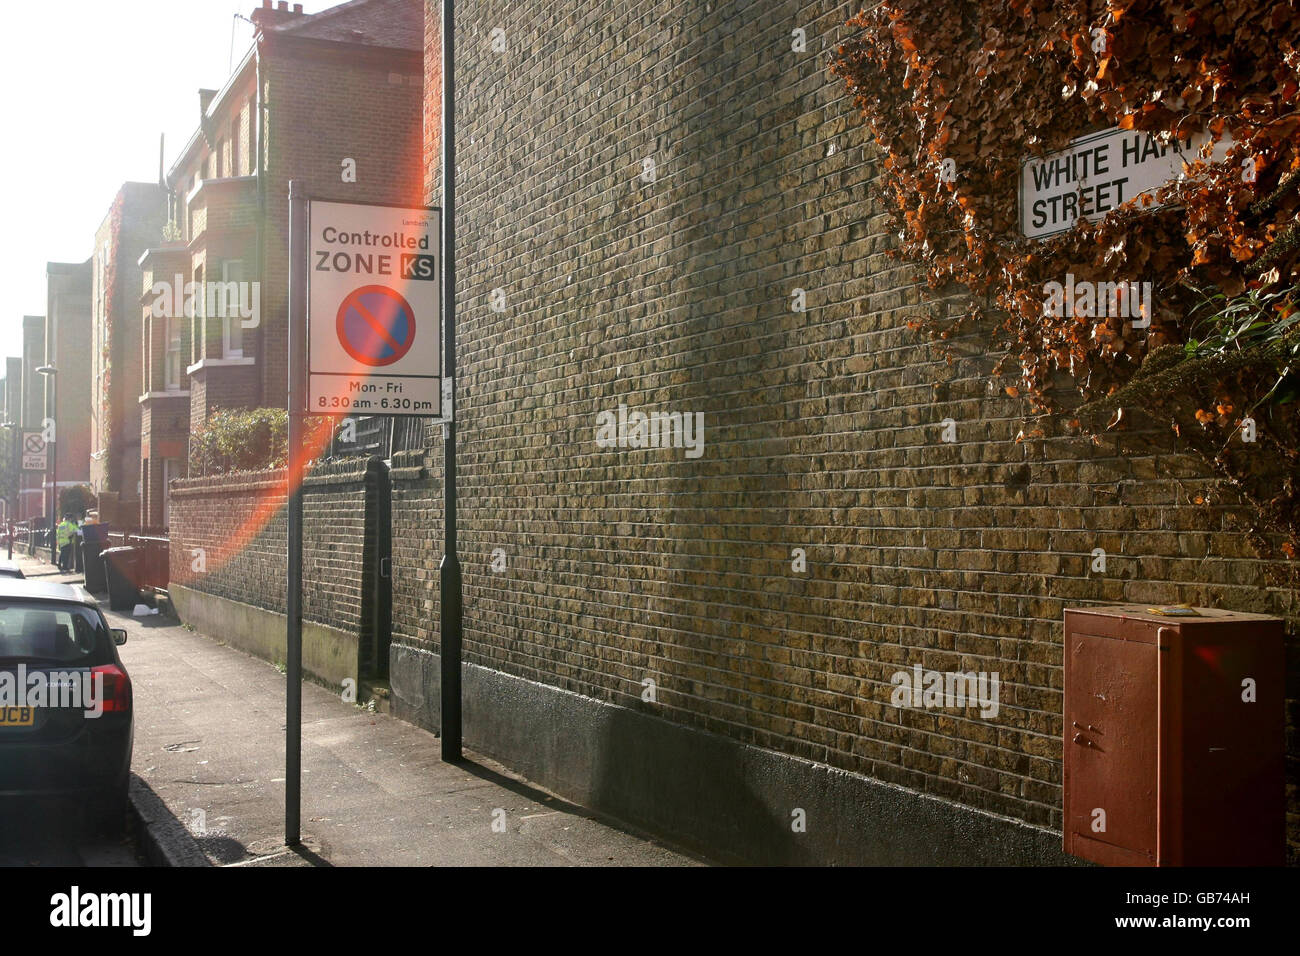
1063 604 1284 866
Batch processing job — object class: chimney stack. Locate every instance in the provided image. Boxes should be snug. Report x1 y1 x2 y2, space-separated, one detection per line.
251 0 304 30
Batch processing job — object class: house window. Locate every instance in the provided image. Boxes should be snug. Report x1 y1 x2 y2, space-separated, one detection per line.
231 118 241 177
165 313 183 389
220 259 245 359
191 264 204 362
247 96 256 173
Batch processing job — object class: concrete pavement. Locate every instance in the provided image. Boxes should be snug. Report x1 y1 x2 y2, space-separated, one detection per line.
9 553 702 867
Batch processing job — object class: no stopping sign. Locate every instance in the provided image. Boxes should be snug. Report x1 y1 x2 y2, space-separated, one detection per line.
307 200 441 415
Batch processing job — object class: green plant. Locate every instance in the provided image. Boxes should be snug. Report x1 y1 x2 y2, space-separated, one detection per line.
189 408 289 475
59 484 97 519
1183 282 1300 406
188 408 342 475
0 429 18 513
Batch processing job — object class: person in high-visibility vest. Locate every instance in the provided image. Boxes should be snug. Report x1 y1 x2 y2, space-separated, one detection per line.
56 515 76 571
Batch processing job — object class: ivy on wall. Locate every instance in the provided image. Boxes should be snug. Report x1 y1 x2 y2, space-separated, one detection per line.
100 194 124 464
831 0 1299 562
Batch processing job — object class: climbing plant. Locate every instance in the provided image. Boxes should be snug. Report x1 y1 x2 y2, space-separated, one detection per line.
831 0 1300 560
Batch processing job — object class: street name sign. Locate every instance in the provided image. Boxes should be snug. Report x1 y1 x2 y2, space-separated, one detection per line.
1020 127 1231 240
307 200 441 416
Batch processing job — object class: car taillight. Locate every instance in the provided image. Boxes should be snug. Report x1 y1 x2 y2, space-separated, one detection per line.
90 664 132 713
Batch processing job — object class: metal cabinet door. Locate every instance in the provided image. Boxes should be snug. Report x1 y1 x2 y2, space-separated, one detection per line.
1064 630 1158 865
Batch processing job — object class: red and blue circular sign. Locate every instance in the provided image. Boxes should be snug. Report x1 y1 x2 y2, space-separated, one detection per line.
336 285 417 367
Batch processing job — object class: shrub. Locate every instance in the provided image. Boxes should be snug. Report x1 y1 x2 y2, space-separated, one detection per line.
189 408 289 475
59 484 96 519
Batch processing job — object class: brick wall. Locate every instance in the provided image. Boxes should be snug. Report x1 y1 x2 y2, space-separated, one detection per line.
396 0 1300 859
169 457 386 668
390 448 440 647
188 364 261 426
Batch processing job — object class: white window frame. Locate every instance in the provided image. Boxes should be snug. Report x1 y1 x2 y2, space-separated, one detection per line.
165 313 183 389
220 259 245 359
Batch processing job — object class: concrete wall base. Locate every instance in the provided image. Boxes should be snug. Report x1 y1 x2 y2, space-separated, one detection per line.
389 642 1077 866
170 583 358 689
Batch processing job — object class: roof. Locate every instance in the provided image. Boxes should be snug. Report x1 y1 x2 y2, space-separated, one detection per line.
270 0 423 51
166 0 421 183
0 579 99 607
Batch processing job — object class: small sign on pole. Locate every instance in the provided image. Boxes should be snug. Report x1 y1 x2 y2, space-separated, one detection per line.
306 200 441 415
21 431 47 472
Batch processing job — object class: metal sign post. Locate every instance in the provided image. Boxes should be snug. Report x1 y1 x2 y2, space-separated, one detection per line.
286 179 308 846
439 0 462 763
286 182 442 843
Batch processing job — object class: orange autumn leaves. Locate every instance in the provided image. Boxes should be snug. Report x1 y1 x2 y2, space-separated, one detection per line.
831 0 1299 407
831 0 1300 559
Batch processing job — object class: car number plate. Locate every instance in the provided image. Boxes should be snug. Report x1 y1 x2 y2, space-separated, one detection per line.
0 706 35 726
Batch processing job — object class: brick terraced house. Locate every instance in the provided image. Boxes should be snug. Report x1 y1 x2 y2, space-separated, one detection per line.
143 0 426 527
91 182 167 526
45 259 93 498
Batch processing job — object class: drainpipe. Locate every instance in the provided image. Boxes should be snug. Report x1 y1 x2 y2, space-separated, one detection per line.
255 40 266 409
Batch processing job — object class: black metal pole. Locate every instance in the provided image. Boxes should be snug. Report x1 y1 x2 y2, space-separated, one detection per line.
285 179 307 844
7 430 15 560
439 0 462 763
49 378 57 567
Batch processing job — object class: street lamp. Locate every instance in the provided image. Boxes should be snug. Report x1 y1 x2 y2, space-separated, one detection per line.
36 365 57 567
0 421 15 560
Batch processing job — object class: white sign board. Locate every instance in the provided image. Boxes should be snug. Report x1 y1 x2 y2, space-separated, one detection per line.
308 200 441 416
1020 127 1230 239
21 431 46 472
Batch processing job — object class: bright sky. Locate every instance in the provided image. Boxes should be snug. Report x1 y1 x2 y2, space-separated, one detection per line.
0 0 332 360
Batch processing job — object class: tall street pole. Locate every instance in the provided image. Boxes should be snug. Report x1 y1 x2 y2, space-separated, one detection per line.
439 0 463 763
2 422 15 560
50 377 57 566
37 366 57 566
285 179 307 844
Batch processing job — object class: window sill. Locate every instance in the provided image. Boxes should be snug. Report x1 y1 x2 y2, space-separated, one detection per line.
139 390 192 403
186 357 256 374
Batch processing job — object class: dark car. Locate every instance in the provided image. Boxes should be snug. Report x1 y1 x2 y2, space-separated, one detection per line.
0 562 25 579
0 579 132 833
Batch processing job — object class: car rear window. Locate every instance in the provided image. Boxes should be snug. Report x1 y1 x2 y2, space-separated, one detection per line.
0 602 111 665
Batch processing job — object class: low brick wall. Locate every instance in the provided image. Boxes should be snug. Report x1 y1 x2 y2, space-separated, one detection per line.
168 457 387 686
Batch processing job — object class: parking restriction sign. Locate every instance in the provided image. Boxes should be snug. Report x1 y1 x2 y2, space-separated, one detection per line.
307 200 441 415
21 430 47 472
